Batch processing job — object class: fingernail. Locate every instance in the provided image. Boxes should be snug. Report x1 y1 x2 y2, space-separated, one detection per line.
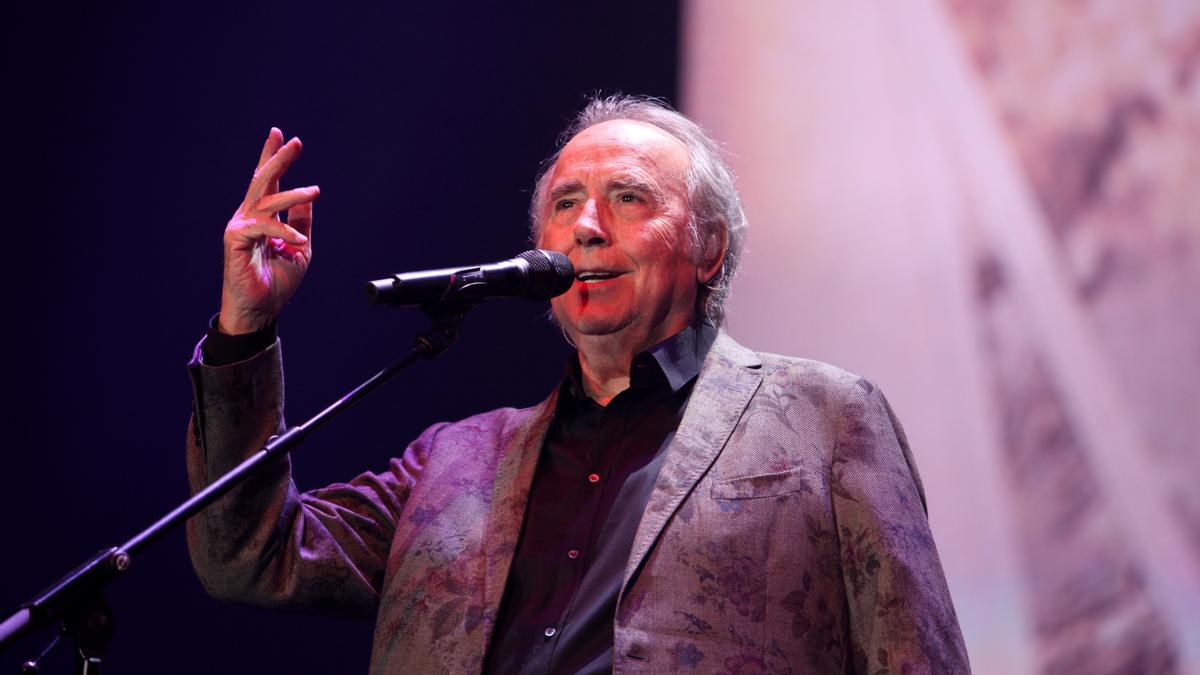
296 233 308 242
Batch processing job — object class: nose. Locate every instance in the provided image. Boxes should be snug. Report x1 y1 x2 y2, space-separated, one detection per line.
572 198 608 247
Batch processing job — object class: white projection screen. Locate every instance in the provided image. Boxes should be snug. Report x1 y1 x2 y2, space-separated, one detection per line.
682 1 1200 673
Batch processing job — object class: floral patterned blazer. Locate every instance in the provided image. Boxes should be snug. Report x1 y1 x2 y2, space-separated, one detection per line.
185 330 970 674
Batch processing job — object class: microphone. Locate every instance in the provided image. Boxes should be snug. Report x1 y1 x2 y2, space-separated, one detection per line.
365 250 575 306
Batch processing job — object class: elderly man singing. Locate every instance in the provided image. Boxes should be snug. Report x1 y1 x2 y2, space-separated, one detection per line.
186 96 970 674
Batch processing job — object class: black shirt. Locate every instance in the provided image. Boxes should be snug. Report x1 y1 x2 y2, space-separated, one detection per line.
483 324 715 674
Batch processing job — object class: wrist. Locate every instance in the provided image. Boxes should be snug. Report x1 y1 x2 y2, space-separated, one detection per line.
217 307 272 336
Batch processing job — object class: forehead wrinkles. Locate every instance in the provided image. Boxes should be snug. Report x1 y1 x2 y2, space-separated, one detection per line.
552 123 689 190
549 167 661 201
537 122 692 235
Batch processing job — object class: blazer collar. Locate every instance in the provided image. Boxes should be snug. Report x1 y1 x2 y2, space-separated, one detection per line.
620 331 763 594
479 388 559 655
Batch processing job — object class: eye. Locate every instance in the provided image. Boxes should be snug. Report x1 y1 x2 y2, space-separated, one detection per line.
618 192 641 203
554 198 576 211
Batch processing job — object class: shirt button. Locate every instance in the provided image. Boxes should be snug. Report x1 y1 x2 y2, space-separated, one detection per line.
567 549 580 559
588 473 601 483
544 627 557 638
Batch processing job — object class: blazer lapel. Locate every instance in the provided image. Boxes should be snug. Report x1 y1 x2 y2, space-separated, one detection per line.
479 390 558 652
621 331 763 593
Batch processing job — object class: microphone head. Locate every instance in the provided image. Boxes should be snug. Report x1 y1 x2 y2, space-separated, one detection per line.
517 250 575 300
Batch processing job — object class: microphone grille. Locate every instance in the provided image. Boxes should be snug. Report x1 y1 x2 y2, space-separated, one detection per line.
517 250 575 300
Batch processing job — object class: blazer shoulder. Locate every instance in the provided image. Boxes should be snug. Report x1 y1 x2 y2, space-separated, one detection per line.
713 331 875 402
753 350 871 395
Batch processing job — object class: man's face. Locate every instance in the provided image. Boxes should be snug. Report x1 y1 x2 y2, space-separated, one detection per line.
537 119 700 353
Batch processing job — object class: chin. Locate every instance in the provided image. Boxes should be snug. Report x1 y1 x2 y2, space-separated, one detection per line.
570 315 635 338
554 311 637 342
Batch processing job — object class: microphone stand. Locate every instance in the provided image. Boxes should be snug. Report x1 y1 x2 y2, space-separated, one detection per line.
0 302 475 673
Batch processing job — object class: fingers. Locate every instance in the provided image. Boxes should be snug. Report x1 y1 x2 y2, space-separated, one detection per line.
287 201 314 239
234 130 315 250
257 127 284 196
255 185 320 216
227 216 309 247
244 136 302 206
269 236 307 260
256 127 284 170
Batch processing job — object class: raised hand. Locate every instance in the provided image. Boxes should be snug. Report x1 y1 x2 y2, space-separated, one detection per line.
218 128 320 335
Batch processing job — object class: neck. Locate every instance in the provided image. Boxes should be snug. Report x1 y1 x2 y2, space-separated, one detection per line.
575 340 634 406
573 318 694 406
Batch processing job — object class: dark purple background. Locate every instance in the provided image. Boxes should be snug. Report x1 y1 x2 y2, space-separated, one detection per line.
1 3 679 672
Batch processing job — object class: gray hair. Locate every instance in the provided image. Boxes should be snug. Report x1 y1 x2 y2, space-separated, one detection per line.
529 94 747 326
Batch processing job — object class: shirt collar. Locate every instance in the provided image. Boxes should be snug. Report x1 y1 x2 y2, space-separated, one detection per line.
646 321 717 393
563 322 718 401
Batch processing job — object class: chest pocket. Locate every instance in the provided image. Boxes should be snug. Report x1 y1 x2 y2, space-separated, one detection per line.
710 466 813 500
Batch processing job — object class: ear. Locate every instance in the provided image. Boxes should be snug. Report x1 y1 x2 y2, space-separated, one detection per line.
696 228 728 284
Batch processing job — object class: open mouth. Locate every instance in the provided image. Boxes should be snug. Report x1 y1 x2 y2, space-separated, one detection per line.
576 271 623 284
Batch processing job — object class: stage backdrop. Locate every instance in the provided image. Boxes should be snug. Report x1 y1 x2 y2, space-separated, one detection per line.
0 3 680 673
682 1 1200 673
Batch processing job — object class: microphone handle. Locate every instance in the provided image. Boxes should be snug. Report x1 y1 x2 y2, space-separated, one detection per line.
365 259 528 306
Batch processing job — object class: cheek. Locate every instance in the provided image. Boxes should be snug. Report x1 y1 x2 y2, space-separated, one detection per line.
635 225 696 281
642 220 684 252
536 218 570 251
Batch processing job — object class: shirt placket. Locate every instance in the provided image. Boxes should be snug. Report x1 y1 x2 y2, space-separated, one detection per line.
539 400 634 672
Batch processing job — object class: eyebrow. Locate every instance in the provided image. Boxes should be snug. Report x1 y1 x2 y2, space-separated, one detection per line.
547 180 585 207
606 177 664 204
545 176 665 207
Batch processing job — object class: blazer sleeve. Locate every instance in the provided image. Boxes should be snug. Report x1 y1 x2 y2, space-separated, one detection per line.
184 338 436 618
830 378 971 674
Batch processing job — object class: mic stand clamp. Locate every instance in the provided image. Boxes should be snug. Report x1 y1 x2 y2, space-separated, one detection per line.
17 546 125 674
416 301 473 357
